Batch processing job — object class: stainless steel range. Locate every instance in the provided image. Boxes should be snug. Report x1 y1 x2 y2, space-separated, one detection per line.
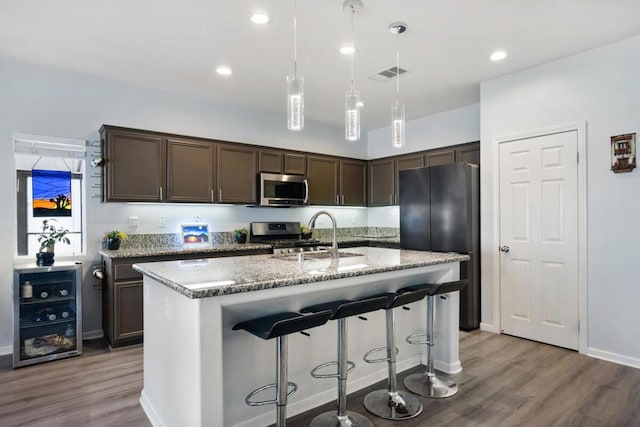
250 222 321 255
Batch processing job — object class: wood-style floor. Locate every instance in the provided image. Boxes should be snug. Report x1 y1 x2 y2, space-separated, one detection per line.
1 331 639 427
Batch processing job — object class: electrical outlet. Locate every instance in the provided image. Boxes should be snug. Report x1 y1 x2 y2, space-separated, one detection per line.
159 216 166 228
195 215 201 223
129 216 139 228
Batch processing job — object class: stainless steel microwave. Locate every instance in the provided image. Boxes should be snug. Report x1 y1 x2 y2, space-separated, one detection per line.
258 173 308 207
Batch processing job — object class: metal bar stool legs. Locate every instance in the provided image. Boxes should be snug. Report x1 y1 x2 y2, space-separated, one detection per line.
402 280 467 398
233 310 332 427
303 296 388 427
363 303 423 420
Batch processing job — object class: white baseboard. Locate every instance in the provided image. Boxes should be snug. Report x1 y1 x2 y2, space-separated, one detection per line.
140 389 165 427
0 345 12 356
587 347 640 370
480 322 500 334
434 356 462 374
82 329 104 340
232 355 422 427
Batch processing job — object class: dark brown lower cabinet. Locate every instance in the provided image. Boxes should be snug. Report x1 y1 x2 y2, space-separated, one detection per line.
102 249 269 348
114 281 143 342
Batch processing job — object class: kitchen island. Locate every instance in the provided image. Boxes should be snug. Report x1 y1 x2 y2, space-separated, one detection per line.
134 247 468 427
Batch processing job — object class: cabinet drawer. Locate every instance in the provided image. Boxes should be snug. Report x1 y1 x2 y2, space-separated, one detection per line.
113 262 142 281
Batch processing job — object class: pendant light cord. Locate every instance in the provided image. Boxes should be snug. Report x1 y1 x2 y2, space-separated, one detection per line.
293 0 298 75
350 6 355 91
395 31 400 105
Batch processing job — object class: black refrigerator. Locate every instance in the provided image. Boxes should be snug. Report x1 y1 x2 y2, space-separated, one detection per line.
399 162 480 330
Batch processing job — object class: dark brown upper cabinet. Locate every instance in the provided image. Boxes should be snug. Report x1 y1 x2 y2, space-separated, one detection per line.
101 126 166 202
456 142 480 165
307 155 340 205
217 144 257 204
284 153 306 175
258 150 306 175
166 138 216 203
307 156 366 206
258 150 283 174
340 159 367 206
425 148 455 167
368 159 395 207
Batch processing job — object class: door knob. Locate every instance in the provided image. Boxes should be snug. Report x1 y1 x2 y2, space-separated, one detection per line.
499 245 510 253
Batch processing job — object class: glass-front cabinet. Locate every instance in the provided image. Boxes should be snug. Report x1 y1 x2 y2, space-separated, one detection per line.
13 262 82 368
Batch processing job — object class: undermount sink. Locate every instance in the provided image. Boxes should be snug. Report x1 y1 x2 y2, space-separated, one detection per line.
272 251 365 261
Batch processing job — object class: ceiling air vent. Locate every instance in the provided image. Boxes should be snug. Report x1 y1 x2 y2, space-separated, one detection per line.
369 66 407 82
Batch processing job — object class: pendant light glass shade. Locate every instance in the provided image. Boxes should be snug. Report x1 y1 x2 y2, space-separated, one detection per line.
287 74 304 131
391 102 405 148
287 0 304 131
345 89 361 142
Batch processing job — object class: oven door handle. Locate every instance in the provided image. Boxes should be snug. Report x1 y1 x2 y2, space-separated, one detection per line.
303 179 309 205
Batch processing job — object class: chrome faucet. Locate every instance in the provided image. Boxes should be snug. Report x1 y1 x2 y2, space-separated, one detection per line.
308 210 339 259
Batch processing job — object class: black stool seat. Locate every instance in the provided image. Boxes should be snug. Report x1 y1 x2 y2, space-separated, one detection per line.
233 310 333 340
400 279 467 296
384 288 429 309
302 295 389 319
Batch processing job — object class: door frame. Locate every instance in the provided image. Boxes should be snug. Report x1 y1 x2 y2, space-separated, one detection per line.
491 122 587 354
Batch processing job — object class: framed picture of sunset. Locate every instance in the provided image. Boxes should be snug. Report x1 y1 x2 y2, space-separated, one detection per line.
32 170 72 217
181 224 210 246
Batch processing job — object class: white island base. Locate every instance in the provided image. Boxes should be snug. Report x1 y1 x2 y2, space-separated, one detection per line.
139 261 461 427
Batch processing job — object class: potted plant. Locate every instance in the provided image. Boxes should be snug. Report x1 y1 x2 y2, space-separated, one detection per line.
36 219 71 266
234 227 248 244
104 230 128 250
300 225 312 239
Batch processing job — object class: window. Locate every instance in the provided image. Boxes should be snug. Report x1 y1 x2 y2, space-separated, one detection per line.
14 133 86 257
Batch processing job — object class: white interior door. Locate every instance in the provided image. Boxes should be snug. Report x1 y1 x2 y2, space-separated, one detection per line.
499 130 579 350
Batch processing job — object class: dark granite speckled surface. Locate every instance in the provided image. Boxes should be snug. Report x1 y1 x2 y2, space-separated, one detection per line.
133 247 468 299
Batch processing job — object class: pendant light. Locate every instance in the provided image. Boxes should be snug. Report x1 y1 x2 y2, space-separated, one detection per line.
343 0 363 142
287 0 304 131
389 22 407 148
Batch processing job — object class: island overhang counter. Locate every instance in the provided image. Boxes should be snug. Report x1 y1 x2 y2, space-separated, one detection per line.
133 246 469 427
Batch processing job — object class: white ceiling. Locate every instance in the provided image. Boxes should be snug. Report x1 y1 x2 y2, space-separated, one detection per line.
2 0 640 131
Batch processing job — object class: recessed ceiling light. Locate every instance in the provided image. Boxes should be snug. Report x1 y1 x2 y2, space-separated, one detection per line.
490 50 507 61
216 66 232 76
340 45 355 55
250 12 270 25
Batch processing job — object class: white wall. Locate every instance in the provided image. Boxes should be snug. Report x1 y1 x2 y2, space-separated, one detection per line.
0 55 368 352
480 35 640 366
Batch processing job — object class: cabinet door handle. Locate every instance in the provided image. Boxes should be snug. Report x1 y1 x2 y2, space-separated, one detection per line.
395 194 398 204
219 189 222 201
210 189 214 202
389 194 393 205
159 186 163 200
341 195 344 205
336 195 339 205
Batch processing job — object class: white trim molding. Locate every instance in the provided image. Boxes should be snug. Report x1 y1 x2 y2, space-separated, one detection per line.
587 347 640 370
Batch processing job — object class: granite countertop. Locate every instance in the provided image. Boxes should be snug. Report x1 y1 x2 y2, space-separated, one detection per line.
133 247 468 299
98 237 399 259
98 242 272 259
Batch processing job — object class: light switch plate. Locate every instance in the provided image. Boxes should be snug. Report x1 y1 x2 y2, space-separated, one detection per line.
159 216 166 228
128 216 138 228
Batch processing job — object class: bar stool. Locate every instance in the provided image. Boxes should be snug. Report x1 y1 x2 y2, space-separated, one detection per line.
362 289 428 420
233 310 333 427
301 295 389 427
400 280 468 398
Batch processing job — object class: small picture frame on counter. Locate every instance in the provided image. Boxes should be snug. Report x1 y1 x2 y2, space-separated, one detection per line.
181 224 210 246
